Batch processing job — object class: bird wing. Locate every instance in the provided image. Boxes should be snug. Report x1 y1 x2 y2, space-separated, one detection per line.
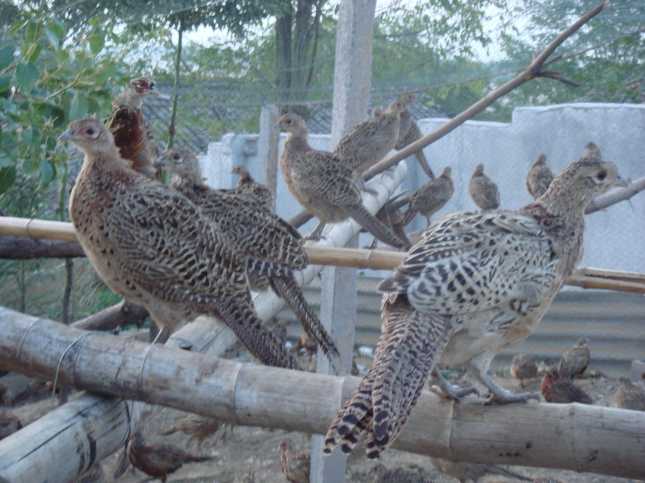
297 151 364 207
379 211 560 316
334 119 379 155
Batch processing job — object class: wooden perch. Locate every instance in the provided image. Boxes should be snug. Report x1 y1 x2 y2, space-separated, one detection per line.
1 306 644 481
0 236 84 259
71 300 149 331
286 1 608 227
586 176 645 214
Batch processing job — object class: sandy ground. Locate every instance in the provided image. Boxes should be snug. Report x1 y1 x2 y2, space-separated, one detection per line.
5 370 642 483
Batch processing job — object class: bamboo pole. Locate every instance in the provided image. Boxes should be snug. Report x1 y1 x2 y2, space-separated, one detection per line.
1 307 644 481
2 216 645 294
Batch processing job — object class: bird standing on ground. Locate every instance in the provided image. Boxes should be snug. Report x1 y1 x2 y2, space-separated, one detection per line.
334 93 414 176
324 144 621 457
232 165 274 210
469 163 500 210
279 440 310 483
430 457 531 483
161 414 220 449
127 430 214 482
510 353 539 388
60 117 296 368
410 166 454 226
540 367 592 404
107 77 158 178
395 108 435 179
158 148 340 370
610 378 645 411
526 154 554 199
558 337 590 378
278 112 410 249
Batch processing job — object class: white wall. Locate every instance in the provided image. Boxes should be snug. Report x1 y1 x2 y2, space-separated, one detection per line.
200 103 645 275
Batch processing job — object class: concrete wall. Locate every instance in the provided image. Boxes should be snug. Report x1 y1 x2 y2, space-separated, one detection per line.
200 102 645 276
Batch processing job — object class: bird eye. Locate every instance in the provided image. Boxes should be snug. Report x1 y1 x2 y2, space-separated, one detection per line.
86 128 95 136
596 170 607 181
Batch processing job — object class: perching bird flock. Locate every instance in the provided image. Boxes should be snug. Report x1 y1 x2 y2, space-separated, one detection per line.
47 74 635 481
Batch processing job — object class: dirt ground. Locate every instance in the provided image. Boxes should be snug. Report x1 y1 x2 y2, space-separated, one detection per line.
5 370 643 483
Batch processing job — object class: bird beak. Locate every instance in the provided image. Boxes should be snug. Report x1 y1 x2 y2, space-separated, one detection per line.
57 129 73 143
614 175 629 188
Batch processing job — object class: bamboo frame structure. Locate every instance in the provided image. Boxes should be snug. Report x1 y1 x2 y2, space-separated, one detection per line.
1 307 644 481
2 215 645 294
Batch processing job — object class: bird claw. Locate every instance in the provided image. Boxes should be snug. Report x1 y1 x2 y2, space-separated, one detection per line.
431 381 480 402
484 390 540 405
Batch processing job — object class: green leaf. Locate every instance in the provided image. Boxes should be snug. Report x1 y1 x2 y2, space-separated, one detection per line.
45 20 65 48
25 43 42 64
14 63 39 91
0 166 16 194
0 76 10 94
0 46 14 70
68 91 88 120
89 32 105 55
40 159 55 185
0 153 12 168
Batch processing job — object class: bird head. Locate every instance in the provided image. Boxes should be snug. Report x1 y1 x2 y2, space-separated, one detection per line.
129 77 157 97
157 148 201 183
58 116 116 156
278 112 307 136
232 165 251 181
576 336 589 347
473 163 484 176
440 166 452 178
532 154 547 167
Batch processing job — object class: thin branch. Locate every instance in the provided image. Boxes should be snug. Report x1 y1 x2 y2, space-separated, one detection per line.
71 300 148 332
586 176 645 214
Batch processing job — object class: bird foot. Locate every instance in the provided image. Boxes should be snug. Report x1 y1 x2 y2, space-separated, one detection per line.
431 382 479 401
484 389 540 405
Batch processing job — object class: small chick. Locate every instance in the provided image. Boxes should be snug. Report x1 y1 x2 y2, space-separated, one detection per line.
410 166 454 226
279 440 310 483
127 430 214 482
558 337 590 378
610 378 645 411
469 163 500 210
161 414 220 449
0 411 22 440
526 154 554 199
510 353 539 388
540 368 592 404
431 457 531 482
232 165 274 210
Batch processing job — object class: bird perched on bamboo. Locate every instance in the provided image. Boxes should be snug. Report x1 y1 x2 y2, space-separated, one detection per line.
366 192 417 249
540 367 592 404
334 93 414 176
232 165 274 210
469 163 500 210
395 108 434 179
410 166 454 226
60 117 297 369
324 144 621 457
510 353 539 388
430 457 531 483
279 440 310 483
558 337 590 378
126 430 214 483
107 77 159 179
157 147 341 370
610 378 645 411
161 414 220 449
526 154 554 199
278 112 410 249
0 411 21 440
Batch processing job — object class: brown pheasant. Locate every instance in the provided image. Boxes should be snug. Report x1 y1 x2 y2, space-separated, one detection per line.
232 165 274 210
107 77 158 178
558 337 590 378
396 108 434 179
526 154 554 199
60 117 296 369
334 93 414 176
161 414 220 449
430 457 531 482
278 112 410 250
610 378 645 411
540 367 592 404
469 163 500 210
410 166 454 226
510 353 538 388
279 440 310 483
158 146 341 370
127 430 214 482
324 145 621 457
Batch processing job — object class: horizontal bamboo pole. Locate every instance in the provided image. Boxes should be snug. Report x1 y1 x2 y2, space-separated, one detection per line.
2 215 645 294
0 235 84 258
1 307 644 480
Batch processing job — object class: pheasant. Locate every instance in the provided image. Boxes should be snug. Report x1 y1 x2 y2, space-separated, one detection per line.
158 147 341 370
107 77 158 178
410 166 454 226
324 144 621 457
278 112 410 250
395 108 434 179
540 367 592 404
558 337 590 378
334 93 414 176
526 154 554 199
161 414 220 449
510 353 538 388
366 192 417 248
610 378 645 411
126 430 214 483
279 440 310 483
469 163 500 210
60 117 296 369
231 165 274 210
0 411 21 440
430 457 531 482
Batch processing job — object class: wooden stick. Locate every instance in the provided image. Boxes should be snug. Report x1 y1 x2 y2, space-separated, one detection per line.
2 216 645 294
575 267 645 284
586 176 645 214
71 300 149 331
1 306 644 481
0 236 85 259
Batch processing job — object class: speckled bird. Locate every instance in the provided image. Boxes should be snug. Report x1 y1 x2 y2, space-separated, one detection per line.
395 108 434 179
527 154 554 199
610 378 645 411
323 144 621 457
510 353 539 388
558 337 590 378
410 166 454 226
540 367 592 404
232 165 274 210
469 163 500 210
